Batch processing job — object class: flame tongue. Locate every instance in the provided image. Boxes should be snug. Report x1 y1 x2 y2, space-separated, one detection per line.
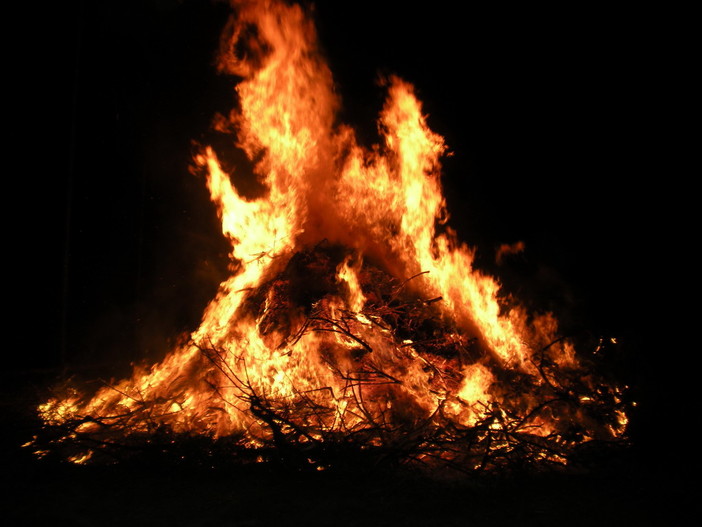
38 0 628 470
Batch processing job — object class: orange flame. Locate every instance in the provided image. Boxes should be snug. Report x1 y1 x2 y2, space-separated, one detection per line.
38 0 627 467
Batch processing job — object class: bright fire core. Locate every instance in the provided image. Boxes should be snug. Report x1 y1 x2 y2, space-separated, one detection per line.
39 0 628 470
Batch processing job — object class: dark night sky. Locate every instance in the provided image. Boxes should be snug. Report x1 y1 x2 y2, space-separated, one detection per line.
17 0 666 420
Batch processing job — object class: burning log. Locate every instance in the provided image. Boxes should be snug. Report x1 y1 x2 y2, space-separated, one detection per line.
31 0 631 473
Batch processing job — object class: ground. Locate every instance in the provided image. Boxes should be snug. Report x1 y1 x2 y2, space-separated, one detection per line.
0 371 689 527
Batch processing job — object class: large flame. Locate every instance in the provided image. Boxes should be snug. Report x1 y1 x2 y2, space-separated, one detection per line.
39 0 627 469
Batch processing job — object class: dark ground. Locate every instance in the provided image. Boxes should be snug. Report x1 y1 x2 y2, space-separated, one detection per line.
0 369 692 527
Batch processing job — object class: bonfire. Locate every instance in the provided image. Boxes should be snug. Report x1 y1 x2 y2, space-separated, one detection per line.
34 0 629 473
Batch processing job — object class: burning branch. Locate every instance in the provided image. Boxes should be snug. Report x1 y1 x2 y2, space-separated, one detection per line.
31 0 632 474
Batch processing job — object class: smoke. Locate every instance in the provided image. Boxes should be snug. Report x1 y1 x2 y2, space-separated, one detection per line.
495 241 526 265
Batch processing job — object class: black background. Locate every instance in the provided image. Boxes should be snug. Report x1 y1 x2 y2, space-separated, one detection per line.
3 7 694 525
13 0 672 449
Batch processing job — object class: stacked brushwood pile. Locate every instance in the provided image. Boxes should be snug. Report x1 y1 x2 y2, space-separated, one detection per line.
33 242 631 473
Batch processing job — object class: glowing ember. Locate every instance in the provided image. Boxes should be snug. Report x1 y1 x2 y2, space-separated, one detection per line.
37 0 628 471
